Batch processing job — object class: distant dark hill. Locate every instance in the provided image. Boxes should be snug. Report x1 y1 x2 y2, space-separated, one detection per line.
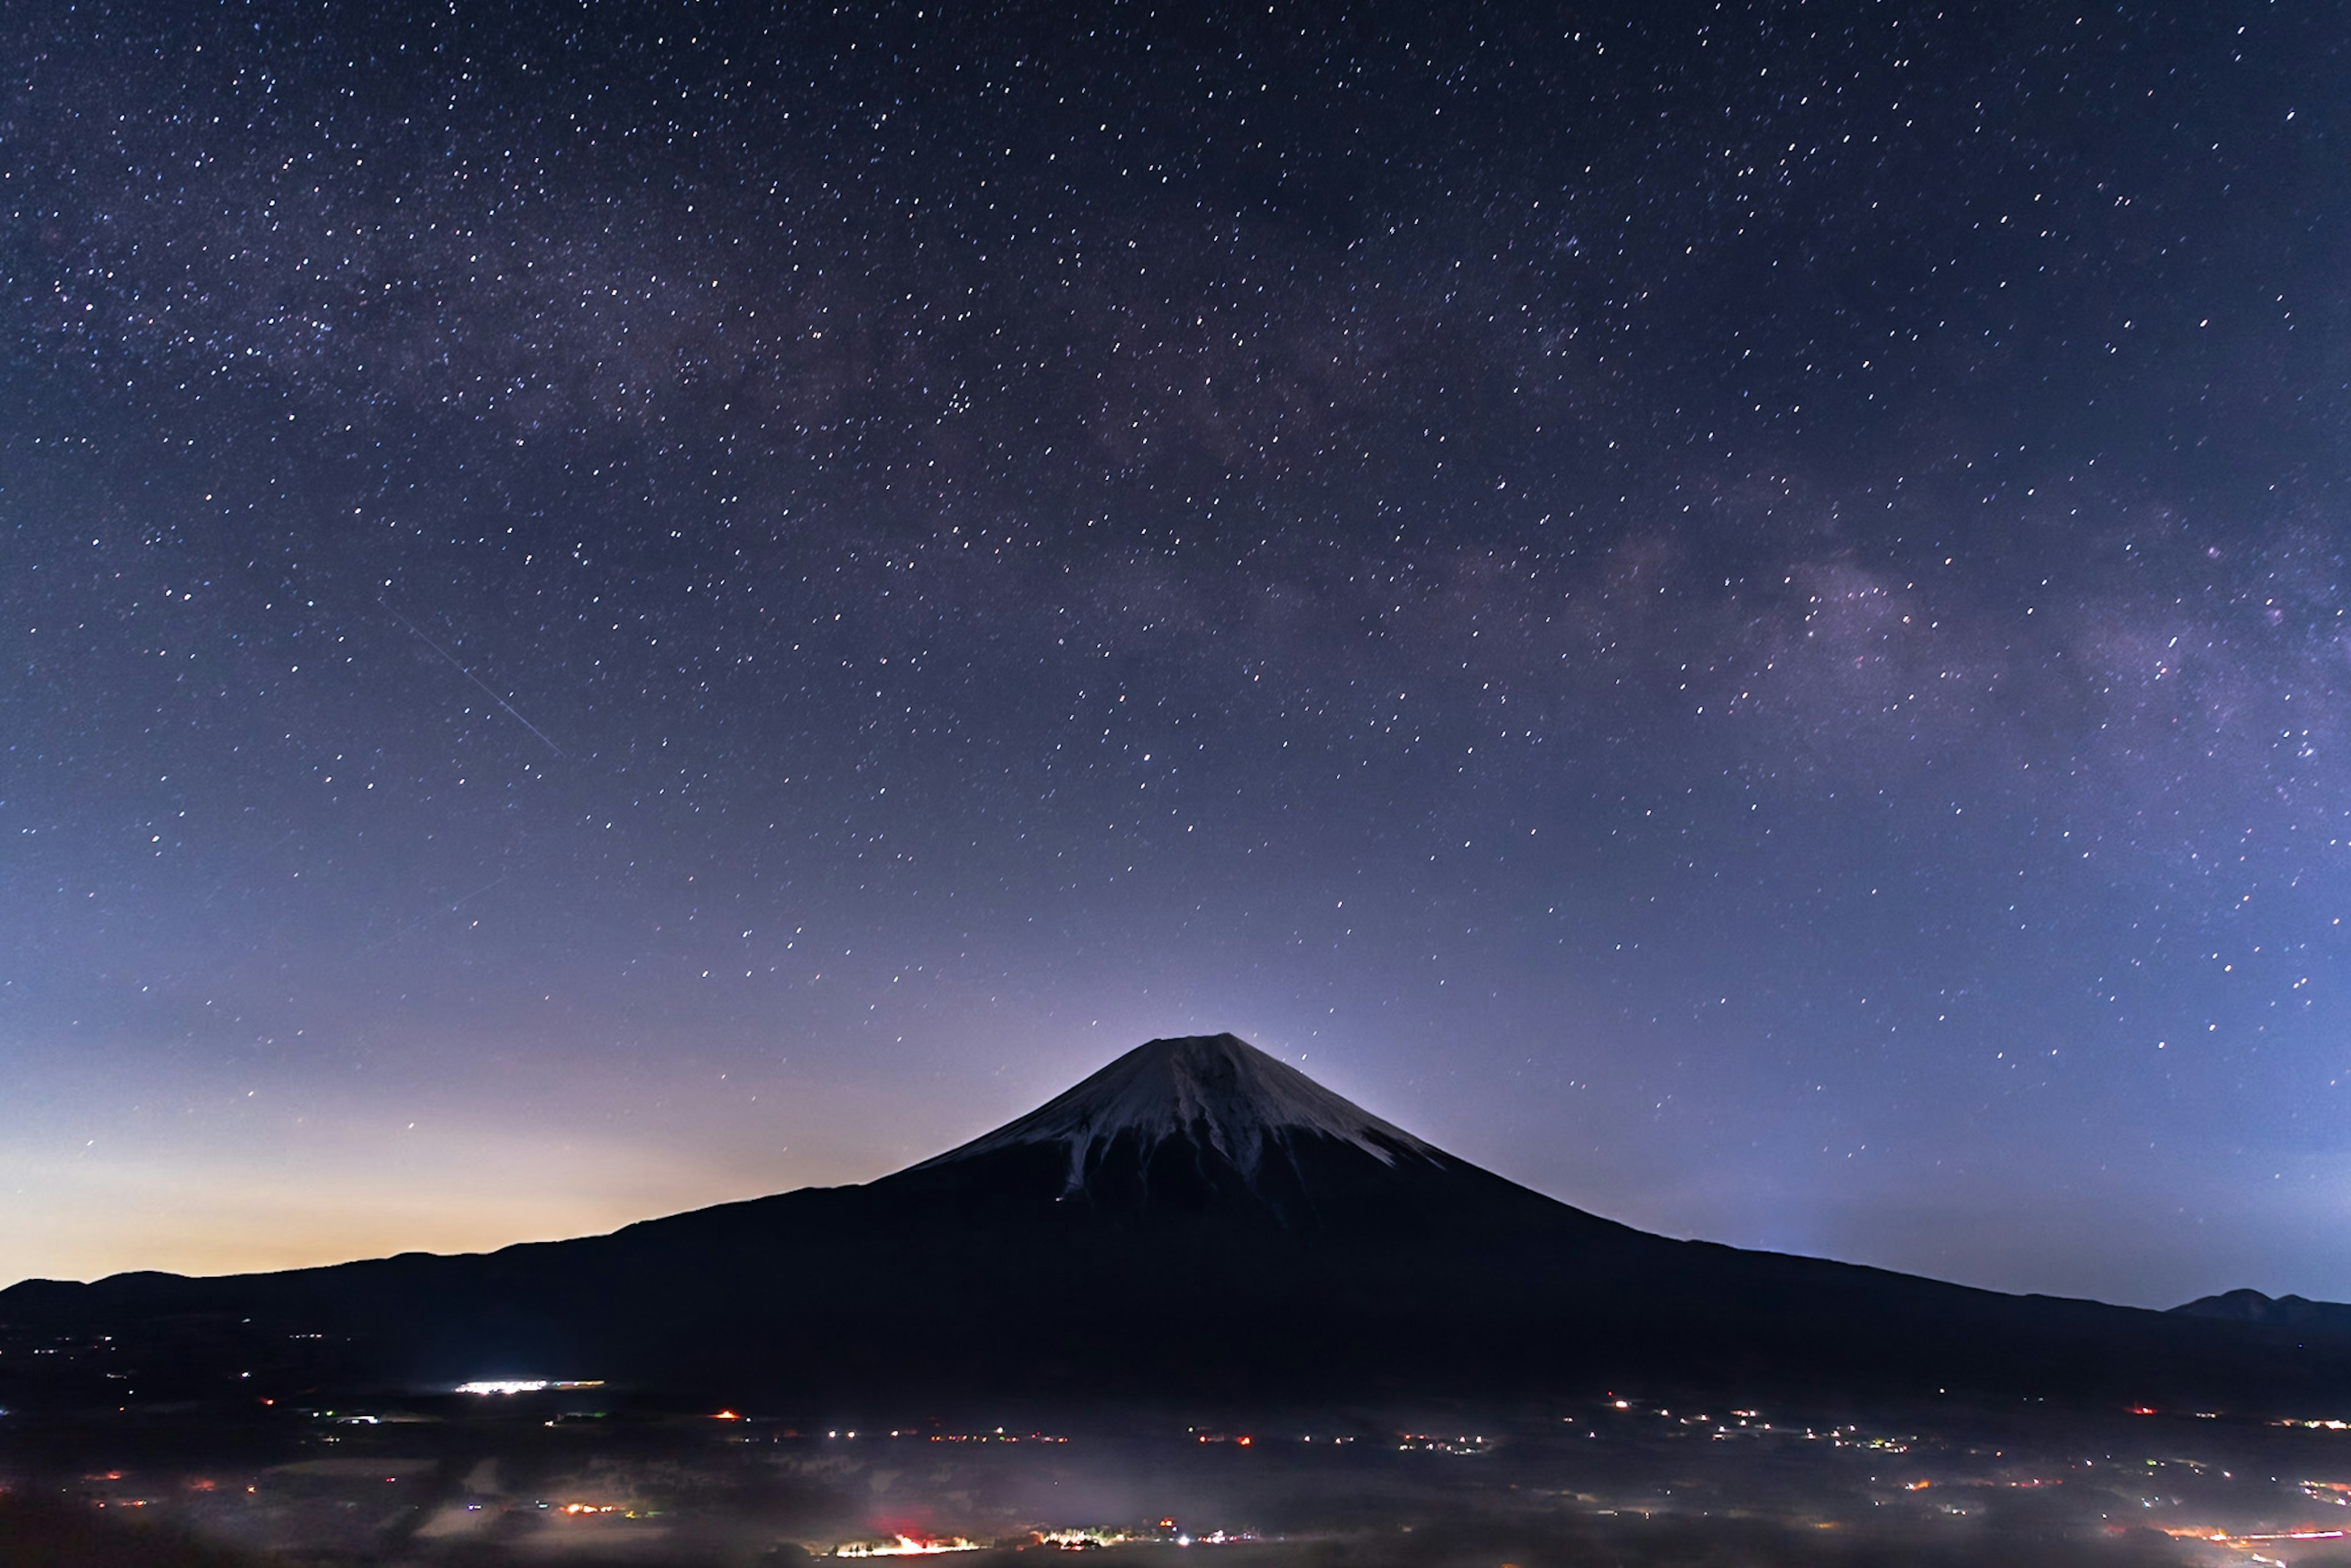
2173 1288 2351 1335
7 1035 2351 1417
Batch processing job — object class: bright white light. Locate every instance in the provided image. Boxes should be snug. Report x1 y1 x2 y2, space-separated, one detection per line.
452 1378 602 1395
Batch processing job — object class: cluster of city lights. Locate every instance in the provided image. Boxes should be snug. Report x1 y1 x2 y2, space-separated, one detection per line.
833 1534 984 1556
834 1523 1256 1556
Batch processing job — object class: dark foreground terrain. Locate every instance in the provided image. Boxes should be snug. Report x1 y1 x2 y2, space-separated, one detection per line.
6 1386 2351 1567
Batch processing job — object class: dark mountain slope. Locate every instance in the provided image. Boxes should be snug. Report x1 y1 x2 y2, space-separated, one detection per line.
6 1035 2350 1416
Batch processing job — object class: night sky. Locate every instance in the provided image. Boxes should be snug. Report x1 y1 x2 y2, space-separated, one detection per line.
6 0 2348 1307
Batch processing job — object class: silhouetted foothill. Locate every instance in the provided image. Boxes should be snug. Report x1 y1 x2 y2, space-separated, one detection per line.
2173 1288 2351 1333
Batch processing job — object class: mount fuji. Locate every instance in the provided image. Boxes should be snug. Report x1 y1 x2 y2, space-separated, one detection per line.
914 1032 1438 1190
5 1034 2349 1415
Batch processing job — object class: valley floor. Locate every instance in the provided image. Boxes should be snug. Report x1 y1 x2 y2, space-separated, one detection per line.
6 1387 2351 1567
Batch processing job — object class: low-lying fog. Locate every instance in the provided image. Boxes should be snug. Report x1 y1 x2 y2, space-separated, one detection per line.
6 1390 2351 1566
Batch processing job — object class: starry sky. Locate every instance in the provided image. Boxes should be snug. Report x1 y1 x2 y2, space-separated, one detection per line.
4 0 2347 1307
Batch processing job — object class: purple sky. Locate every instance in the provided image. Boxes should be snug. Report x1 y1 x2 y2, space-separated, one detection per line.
5 0 2348 1306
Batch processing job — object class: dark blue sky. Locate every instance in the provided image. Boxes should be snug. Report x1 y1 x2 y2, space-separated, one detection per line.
5 0 2347 1305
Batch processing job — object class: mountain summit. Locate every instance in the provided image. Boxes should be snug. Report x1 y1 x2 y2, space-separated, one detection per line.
885 1033 1483 1228
915 1033 1434 1191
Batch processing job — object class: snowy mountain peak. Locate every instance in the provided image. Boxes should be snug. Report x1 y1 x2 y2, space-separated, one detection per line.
917 1033 1435 1189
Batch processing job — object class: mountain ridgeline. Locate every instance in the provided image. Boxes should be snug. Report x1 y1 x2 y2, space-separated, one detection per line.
6 1035 2350 1416
2172 1289 2351 1335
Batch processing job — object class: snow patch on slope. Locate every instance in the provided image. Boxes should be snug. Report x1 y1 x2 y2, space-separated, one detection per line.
917 1033 1436 1190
